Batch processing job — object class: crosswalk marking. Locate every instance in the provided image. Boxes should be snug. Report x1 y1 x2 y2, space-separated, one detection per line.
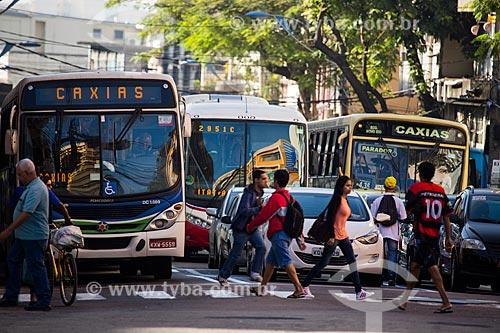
204 290 242 298
134 291 175 299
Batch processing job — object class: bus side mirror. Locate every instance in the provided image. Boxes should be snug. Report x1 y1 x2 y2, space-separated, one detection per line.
4 129 18 155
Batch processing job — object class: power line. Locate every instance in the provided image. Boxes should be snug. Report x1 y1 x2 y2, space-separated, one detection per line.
0 0 20 16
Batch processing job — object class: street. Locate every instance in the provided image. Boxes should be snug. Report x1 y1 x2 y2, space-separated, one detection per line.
1 254 499 333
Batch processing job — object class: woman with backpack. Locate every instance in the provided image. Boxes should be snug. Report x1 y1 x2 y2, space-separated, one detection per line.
301 175 370 300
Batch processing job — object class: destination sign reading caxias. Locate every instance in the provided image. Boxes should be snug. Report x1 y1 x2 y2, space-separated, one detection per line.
353 120 466 145
21 79 176 110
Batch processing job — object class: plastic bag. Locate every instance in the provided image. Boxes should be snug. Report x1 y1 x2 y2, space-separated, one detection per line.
52 225 85 249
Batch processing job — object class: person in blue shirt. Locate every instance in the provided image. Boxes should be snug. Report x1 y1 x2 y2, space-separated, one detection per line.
0 158 52 311
10 177 72 226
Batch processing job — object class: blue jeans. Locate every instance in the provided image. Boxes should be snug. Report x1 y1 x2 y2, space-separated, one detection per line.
384 238 398 281
302 238 362 293
219 229 266 279
4 239 51 306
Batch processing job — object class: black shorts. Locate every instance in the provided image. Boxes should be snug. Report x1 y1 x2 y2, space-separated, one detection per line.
410 241 439 268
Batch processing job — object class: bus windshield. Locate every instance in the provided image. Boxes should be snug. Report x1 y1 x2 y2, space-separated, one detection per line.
23 112 180 197
185 120 306 204
351 140 465 194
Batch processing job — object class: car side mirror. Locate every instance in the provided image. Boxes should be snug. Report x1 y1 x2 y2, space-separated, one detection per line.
206 207 218 217
221 216 232 224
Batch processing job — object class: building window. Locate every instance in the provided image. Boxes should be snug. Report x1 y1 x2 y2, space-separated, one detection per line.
114 30 124 40
93 29 102 39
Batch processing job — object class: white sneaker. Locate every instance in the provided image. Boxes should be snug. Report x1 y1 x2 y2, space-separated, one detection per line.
355 289 374 300
250 272 263 282
303 286 315 298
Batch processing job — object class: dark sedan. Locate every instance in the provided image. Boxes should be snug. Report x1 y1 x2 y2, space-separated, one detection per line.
438 187 500 292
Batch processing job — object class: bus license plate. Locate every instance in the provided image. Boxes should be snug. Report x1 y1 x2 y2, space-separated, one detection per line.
149 238 176 248
312 247 323 257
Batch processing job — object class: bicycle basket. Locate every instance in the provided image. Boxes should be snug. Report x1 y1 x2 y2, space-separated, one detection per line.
52 226 85 249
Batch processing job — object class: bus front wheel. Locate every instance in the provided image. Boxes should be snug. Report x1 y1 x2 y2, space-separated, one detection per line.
144 256 173 279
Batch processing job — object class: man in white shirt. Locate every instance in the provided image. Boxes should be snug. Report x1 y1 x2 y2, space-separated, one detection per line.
370 176 407 286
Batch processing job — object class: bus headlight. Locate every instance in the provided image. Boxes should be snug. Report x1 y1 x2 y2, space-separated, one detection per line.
186 214 212 229
145 203 183 231
356 229 379 245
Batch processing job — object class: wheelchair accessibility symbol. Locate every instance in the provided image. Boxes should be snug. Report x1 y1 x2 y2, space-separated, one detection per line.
104 181 117 196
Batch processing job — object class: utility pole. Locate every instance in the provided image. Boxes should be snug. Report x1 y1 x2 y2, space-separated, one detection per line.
487 13 500 188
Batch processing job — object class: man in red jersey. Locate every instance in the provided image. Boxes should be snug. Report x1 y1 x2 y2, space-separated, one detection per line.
397 161 454 313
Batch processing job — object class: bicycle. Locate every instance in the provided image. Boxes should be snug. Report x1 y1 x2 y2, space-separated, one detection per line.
45 224 81 306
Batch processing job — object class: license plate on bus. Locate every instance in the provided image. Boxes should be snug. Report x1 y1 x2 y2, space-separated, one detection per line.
149 238 176 248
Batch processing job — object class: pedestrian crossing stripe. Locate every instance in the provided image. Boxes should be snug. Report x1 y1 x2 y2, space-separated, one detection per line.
134 291 175 299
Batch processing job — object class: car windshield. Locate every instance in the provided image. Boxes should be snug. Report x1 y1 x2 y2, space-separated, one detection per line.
469 195 500 223
289 192 370 221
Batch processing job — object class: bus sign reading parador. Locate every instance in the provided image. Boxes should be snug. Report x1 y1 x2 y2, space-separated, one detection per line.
21 79 176 110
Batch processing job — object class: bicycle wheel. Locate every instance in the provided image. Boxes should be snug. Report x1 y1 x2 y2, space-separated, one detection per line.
45 248 55 297
60 252 78 306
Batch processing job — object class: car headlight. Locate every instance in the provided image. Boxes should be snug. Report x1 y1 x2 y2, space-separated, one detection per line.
145 203 183 231
355 229 379 244
461 238 486 250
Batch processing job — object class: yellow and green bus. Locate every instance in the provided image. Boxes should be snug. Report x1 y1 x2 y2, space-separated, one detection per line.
308 114 470 195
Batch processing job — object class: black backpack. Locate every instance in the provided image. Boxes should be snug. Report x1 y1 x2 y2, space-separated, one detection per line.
376 195 398 227
276 192 304 238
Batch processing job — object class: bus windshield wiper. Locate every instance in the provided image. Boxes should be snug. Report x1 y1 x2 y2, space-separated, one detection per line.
210 167 242 205
115 108 141 143
378 137 400 173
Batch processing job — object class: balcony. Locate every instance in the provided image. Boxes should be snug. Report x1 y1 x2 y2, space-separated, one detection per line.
432 78 493 103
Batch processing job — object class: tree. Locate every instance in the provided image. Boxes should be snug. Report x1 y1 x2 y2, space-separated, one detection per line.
107 0 330 119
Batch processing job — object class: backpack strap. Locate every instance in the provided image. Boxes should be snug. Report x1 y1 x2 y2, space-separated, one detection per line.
275 191 291 223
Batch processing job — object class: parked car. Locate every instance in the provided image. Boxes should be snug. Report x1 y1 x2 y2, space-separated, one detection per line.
206 187 246 270
438 186 500 292
254 187 384 286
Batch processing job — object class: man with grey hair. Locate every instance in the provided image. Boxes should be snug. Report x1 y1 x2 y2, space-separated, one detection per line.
0 158 52 311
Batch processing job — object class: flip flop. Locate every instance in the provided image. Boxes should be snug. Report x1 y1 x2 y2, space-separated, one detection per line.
434 307 453 314
287 293 305 299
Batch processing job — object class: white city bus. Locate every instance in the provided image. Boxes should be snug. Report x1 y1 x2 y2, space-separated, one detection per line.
183 94 307 254
0 72 190 279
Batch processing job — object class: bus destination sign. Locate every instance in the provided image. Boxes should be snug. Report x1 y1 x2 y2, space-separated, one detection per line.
354 120 466 145
21 79 176 110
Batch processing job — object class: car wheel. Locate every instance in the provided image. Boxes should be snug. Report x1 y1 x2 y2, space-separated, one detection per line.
217 242 226 269
450 254 466 292
208 244 216 269
491 281 500 293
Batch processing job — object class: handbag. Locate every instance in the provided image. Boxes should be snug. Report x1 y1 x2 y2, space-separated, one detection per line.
307 207 333 243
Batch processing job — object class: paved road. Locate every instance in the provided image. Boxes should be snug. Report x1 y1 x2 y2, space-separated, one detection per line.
1 256 499 333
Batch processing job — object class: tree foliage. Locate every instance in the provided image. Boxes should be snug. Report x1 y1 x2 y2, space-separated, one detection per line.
107 0 475 117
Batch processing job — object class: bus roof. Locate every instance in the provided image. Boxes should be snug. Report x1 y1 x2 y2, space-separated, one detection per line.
183 94 268 105
308 113 468 132
184 94 307 124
